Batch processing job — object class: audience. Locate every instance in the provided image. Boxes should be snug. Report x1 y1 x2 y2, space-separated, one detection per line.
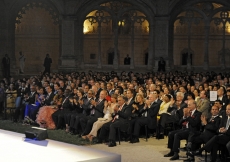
2 70 230 159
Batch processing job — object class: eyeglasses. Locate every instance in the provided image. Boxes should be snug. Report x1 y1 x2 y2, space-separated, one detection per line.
88 93 92 95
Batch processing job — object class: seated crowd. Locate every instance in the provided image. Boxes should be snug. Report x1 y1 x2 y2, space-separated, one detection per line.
1 71 230 160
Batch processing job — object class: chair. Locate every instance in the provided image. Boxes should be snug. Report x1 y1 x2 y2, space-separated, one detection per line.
144 124 148 142
117 124 148 145
164 122 177 137
3 92 18 120
117 126 129 145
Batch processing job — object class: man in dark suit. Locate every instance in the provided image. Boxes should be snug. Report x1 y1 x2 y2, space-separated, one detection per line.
107 83 115 96
43 53 52 75
179 86 188 102
124 54 131 65
126 89 135 106
214 100 226 117
130 93 162 143
164 100 202 160
217 88 228 110
69 89 94 134
80 90 106 137
16 81 29 109
184 105 221 162
157 92 187 136
52 89 72 129
44 86 55 106
13 85 37 122
97 95 132 147
2 54 10 78
190 104 230 162
170 84 179 99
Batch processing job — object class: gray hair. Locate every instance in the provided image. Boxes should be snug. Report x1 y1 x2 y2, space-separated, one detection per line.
176 92 184 98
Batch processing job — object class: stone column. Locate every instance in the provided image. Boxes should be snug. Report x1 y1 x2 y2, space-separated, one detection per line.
148 24 154 70
203 24 210 71
5 14 17 75
59 18 76 72
168 24 174 70
75 21 84 69
130 23 134 69
97 22 102 69
153 16 169 72
113 18 119 69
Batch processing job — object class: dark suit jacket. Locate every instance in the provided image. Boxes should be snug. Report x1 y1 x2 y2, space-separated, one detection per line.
218 116 230 136
17 87 29 97
116 104 132 122
140 99 162 129
108 89 115 96
179 110 202 132
167 102 187 122
81 97 94 116
25 92 37 104
219 108 226 118
200 116 221 143
44 92 55 106
90 99 105 118
127 98 135 107
218 95 228 109
61 96 72 111
2 56 10 67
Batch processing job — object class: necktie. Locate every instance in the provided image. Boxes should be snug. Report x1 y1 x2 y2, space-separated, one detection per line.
61 97 68 108
127 99 131 105
182 111 192 128
225 118 230 130
97 99 101 105
46 94 50 99
209 116 215 122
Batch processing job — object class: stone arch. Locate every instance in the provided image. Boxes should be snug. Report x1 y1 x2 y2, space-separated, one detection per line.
170 0 230 70
76 0 153 69
14 1 61 73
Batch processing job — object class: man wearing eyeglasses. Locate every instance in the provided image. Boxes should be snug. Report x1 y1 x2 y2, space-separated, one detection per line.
80 90 106 138
69 89 94 135
44 86 55 106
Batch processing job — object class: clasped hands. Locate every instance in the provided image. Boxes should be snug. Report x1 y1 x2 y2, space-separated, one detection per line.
144 100 151 109
219 127 227 133
90 100 97 106
183 108 191 117
201 115 207 125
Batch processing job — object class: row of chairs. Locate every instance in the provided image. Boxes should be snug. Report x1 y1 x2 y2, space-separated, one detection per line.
3 93 21 120
117 124 148 145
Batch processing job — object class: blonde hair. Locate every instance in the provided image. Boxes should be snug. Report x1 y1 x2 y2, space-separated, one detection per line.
135 93 145 103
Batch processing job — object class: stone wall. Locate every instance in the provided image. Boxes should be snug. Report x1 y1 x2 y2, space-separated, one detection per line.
15 7 59 73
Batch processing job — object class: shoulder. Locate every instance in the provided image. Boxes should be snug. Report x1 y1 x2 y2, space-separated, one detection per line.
194 110 202 115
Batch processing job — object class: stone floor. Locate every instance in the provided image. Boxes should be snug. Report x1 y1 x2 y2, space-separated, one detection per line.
88 137 209 162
